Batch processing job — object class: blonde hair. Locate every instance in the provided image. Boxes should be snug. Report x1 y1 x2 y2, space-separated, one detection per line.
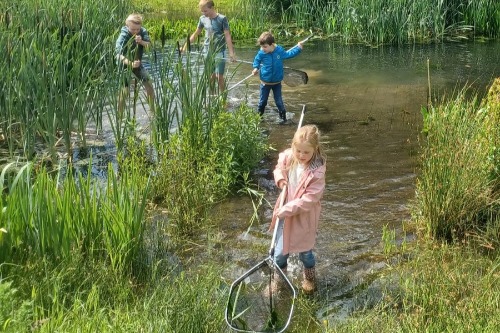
199 0 215 9
125 14 143 26
290 125 326 169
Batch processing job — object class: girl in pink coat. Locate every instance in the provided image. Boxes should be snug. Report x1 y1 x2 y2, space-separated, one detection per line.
271 124 326 294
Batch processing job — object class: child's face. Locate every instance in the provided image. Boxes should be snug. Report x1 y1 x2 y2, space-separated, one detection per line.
200 5 216 18
293 141 315 166
260 43 275 53
126 22 141 35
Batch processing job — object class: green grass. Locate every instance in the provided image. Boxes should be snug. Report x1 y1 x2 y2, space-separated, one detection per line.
135 0 500 46
415 87 500 243
324 240 500 333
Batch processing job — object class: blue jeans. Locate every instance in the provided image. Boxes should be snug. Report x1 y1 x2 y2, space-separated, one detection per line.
258 83 286 115
274 219 316 269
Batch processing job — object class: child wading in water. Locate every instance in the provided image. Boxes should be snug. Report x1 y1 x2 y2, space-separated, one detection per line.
184 0 236 94
252 32 303 124
271 124 326 294
115 13 155 114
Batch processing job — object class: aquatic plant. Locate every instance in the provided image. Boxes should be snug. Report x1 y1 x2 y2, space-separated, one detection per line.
414 86 499 243
0 159 149 274
0 0 131 164
141 0 500 45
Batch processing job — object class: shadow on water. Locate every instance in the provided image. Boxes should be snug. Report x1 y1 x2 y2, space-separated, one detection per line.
217 40 499 324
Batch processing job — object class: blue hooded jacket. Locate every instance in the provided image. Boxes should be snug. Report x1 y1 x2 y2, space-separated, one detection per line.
252 45 302 84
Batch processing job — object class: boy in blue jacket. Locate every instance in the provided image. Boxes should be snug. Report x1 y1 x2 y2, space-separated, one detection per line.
252 32 303 123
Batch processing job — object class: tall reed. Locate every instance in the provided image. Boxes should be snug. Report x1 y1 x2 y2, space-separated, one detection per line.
0 158 150 274
414 87 499 241
223 0 500 45
0 0 130 164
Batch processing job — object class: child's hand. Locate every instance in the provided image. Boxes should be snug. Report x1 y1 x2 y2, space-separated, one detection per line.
252 68 259 75
131 60 141 68
278 179 287 189
134 35 142 44
297 41 304 49
229 53 236 62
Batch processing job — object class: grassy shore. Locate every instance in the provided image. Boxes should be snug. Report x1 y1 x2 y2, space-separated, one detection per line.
137 0 500 46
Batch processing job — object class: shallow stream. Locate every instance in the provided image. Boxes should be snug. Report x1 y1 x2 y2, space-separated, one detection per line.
2 38 498 325
217 39 500 324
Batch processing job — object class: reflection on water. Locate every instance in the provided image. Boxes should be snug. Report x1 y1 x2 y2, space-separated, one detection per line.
220 40 499 323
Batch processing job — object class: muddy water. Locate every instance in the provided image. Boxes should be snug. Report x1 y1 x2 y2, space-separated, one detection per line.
219 40 500 323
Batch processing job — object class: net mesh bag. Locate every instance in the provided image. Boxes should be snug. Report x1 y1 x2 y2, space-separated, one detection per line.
226 259 296 333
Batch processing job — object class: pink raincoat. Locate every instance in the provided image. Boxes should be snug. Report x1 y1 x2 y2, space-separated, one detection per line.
271 148 326 255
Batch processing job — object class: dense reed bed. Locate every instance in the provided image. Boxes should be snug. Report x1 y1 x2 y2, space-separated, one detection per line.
0 0 131 163
146 0 500 46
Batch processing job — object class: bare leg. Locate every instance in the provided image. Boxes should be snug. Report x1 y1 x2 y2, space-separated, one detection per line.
143 81 155 111
216 73 225 94
117 86 129 115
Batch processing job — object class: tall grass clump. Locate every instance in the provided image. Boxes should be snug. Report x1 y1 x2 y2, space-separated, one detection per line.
147 43 267 238
0 0 130 164
414 84 500 245
0 159 150 275
485 78 500 192
151 104 267 238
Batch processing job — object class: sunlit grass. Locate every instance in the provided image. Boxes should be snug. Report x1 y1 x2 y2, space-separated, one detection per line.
415 87 499 243
137 0 500 46
1 254 228 332
324 241 500 333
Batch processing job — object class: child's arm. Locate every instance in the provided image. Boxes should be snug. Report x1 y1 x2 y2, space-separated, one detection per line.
273 150 290 188
277 175 325 218
135 28 151 49
182 27 202 52
115 30 136 67
224 29 236 61
283 43 302 59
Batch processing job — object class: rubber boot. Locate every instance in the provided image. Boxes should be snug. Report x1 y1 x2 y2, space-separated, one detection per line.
263 267 287 297
279 110 287 124
301 267 316 294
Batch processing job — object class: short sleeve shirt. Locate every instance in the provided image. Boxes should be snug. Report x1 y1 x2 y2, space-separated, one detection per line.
197 14 229 52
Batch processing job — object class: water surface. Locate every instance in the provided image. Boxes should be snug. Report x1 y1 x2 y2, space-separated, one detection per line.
219 40 499 323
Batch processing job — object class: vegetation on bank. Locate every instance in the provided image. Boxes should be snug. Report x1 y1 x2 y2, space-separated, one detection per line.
139 0 500 46
0 0 499 332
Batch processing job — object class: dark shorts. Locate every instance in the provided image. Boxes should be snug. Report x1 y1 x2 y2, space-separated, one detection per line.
201 49 227 75
121 66 151 87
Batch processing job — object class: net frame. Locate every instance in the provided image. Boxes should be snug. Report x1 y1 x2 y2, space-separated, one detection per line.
225 257 296 333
